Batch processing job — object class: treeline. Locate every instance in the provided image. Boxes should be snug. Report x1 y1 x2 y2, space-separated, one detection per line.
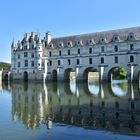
0 62 11 70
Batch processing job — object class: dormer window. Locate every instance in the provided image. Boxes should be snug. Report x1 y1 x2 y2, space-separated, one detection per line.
112 35 120 42
49 43 54 48
128 33 136 41
58 42 63 47
67 41 72 47
99 37 107 44
77 40 83 46
88 39 95 45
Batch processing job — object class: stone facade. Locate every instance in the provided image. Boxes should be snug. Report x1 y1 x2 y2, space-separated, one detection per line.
11 27 140 82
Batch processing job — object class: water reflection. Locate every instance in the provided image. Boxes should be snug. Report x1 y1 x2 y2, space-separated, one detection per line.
2 81 140 135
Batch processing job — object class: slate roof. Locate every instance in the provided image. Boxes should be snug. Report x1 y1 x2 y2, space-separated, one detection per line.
49 26 140 48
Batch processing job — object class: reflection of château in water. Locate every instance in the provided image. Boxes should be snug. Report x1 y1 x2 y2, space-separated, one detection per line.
9 81 140 134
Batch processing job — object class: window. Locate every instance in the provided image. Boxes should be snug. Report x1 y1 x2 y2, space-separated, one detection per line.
130 44 134 50
89 58 92 64
68 59 71 65
130 55 134 62
31 53 34 58
24 52 28 57
101 57 104 64
115 56 118 63
78 49 80 54
18 62 20 67
89 48 92 54
114 45 118 52
68 50 70 55
31 61 34 67
49 51 52 57
77 59 80 65
59 50 61 56
101 46 104 52
58 60 61 66
50 60 52 66
24 60 28 67
18 54 20 59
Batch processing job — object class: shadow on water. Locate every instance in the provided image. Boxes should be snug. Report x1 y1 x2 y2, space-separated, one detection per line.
1 80 140 136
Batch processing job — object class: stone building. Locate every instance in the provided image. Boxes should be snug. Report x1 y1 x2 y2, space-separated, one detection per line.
11 27 140 82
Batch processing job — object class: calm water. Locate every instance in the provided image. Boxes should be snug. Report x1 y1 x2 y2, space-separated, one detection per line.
0 80 140 140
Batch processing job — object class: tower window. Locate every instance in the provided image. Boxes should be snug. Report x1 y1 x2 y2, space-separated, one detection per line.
77 59 80 65
24 52 28 57
49 51 52 57
130 55 134 62
49 60 52 66
18 62 20 67
89 58 92 64
101 57 104 64
24 60 28 67
115 56 118 63
114 45 118 52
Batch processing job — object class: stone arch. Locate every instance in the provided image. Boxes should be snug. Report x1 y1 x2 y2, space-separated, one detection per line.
108 66 128 82
23 71 28 82
83 67 99 82
64 68 75 82
52 69 57 82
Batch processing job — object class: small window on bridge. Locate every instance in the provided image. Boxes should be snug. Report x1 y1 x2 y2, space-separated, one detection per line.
68 50 70 55
101 57 104 64
130 44 134 50
78 49 80 54
59 50 61 56
130 55 134 62
101 46 104 52
114 45 118 52
58 60 61 66
115 56 118 63
77 59 80 65
89 48 92 54
89 58 92 64
68 59 71 65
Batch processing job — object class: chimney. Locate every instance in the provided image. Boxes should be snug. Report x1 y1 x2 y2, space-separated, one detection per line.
46 32 52 45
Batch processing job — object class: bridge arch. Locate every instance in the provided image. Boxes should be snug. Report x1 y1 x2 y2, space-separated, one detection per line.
23 71 28 82
64 68 75 82
108 66 128 82
83 67 99 82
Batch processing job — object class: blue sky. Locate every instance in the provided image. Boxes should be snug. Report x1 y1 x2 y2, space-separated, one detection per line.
0 0 140 62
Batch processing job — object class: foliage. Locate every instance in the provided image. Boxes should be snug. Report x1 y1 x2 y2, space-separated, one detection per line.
112 67 128 80
0 62 11 70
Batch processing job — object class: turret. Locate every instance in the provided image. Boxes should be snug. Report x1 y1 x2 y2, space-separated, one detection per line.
36 38 43 70
11 41 16 51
